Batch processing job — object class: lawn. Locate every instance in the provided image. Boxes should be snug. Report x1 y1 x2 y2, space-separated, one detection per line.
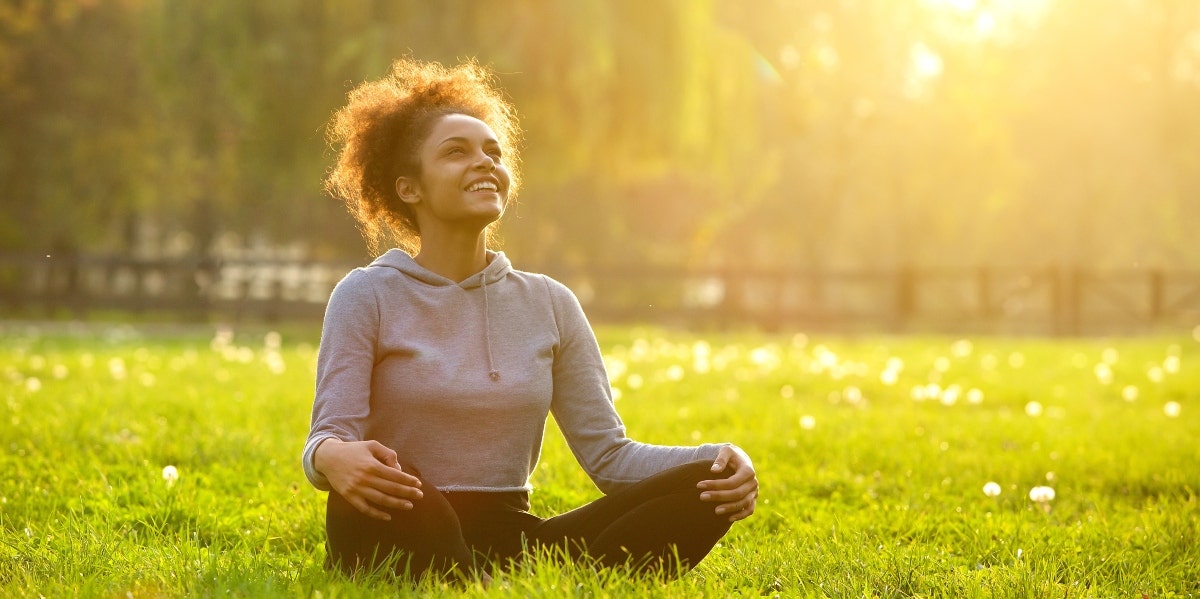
1 321 1197 597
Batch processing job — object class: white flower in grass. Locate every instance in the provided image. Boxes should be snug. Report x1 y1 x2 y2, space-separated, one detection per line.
1028 486 1055 503
1121 385 1138 402
211 327 234 351
1164 401 1182 418
966 388 985 404
162 465 179 487
265 352 287 375
24 377 41 393
1147 366 1164 383
844 385 864 405
880 368 900 386
665 364 685 381
108 357 127 381
799 415 816 430
1163 355 1180 374
924 383 942 400
625 374 643 390
939 385 961 406
982 482 1002 497
1025 401 1044 417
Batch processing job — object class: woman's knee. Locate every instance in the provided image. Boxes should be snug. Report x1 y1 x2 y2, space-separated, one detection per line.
647 459 731 492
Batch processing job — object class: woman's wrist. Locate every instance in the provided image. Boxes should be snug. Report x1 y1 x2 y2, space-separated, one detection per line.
312 436 343 475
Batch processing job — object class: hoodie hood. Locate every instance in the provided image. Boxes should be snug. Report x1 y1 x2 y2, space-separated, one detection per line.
368 248 511 288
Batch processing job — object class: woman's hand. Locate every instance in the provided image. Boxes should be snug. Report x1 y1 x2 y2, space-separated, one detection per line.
697 444 758 522
313 438 424 521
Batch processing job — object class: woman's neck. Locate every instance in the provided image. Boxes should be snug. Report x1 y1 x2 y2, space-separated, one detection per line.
412 230 489 282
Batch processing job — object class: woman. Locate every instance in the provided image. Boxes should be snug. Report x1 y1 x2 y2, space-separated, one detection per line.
303 58 758 582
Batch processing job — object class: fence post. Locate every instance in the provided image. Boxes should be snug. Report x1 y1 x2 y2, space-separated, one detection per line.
1149 269 1164 321
1050 265 1064 336
895 266 916 331
1066 266 1083 336
132 260 149 314
977 266 993 319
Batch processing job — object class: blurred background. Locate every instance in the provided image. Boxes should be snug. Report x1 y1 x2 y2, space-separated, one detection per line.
2 0 1199 333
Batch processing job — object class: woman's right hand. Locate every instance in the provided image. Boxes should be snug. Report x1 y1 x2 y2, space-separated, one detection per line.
313 438 424 521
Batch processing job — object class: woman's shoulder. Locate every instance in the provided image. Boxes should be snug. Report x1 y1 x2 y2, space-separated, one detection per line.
332 264 378 290
325 264 385 307
507 267 576 299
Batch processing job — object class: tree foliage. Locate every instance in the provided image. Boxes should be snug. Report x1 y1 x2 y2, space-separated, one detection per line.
1 0 1198 269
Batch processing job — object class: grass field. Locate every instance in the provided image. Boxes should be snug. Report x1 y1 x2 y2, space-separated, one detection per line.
1 321 1198 598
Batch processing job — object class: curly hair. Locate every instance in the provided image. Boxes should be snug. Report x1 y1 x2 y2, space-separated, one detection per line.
324 58 522 255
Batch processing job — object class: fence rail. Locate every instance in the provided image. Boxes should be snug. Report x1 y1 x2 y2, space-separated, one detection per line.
2 252 1198 335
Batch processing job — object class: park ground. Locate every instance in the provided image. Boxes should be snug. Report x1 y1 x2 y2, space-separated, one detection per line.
1 321 1197 597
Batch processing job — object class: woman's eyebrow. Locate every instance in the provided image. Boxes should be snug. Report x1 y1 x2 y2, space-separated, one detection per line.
436 136 500 147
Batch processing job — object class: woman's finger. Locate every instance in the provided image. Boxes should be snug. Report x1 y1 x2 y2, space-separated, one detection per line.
369 461 424 490
714 490 758 520
349 494 394 521
372 477 424 502
699 465 756 492
701 479 758 504
363 486 415 511
727 498 757 522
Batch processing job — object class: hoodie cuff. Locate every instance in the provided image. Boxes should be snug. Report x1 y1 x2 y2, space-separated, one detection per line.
302 434 337 491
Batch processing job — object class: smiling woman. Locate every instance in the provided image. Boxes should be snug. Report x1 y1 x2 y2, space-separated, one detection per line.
323 59 523 257
393 114 512 254
306 57 759 585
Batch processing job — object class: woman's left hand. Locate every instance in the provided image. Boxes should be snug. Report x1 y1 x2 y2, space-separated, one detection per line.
697 444 758 522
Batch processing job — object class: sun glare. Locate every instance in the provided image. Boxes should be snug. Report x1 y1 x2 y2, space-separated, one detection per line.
921 0 1052 42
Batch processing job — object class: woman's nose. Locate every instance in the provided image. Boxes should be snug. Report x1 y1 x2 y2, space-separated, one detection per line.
473 151 496 170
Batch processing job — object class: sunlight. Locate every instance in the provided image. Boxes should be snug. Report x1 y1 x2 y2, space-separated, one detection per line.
921 0 1051 22
920 0 1051 43
912 43 945 79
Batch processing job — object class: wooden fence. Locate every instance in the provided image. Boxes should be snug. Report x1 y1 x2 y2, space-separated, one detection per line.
2 252 1199 335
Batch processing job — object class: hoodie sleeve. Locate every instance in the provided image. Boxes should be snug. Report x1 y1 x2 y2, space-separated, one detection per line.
543 277 724 494
302 268 380 490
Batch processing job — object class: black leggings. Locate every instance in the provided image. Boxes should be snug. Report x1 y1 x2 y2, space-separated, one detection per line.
325 460 734 580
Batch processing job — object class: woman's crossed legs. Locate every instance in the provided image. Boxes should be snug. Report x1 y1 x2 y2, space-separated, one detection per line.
324 460 734 581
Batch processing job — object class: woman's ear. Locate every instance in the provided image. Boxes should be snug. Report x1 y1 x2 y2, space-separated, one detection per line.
395 176 421 205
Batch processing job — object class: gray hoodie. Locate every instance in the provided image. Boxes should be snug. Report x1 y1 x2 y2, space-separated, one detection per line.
303 249 722 494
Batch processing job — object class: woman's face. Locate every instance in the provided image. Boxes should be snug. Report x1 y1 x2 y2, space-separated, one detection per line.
400 113 511 233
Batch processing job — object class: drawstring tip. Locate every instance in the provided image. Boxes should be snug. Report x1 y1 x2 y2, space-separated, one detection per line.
489 371 500 382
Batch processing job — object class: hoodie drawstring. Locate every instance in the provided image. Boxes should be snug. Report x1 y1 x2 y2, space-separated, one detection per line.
480 276 501 382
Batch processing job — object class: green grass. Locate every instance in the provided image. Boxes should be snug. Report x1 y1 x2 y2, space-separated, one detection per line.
1 321 1198 597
